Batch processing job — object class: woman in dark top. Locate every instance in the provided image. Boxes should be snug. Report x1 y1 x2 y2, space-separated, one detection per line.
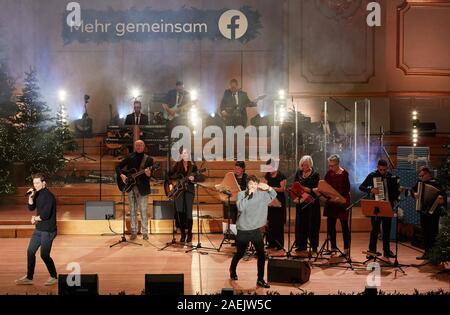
323 154 351 257
293 155 321 257
265 165 287 251
169 148 197 243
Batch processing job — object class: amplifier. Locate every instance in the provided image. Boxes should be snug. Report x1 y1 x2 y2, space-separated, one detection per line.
267 258 311 284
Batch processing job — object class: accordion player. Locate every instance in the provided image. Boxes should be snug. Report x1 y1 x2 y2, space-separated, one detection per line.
415 181 442 215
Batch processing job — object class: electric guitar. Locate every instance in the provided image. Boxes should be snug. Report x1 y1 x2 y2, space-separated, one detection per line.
117 163 160 193
162 102 191 121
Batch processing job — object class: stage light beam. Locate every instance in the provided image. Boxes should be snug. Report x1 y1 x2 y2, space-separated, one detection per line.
58 89 67 102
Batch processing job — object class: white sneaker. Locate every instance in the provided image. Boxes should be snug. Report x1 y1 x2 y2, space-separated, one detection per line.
15 275 33 285
44 276 58 286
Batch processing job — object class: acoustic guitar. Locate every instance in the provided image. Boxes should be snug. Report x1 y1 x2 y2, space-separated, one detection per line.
117 163 160 193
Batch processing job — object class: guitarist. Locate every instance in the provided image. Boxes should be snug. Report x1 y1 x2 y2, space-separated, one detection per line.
115 140 154 241
219 79 256 127
168 148 198 243
162 80 190 127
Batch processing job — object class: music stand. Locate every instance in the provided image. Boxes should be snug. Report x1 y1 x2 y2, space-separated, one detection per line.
218 192 235 252
361 200 394 264
71 95 96 161
361 199 407 273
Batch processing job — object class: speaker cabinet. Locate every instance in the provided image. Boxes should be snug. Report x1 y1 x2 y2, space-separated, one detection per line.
267 258 311 284
153 200 175 220
85 201 115 220
58 274 99 295
145 274 184 295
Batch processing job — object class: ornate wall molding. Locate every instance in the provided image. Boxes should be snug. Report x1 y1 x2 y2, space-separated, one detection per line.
397 1 450 76
299 0 375 84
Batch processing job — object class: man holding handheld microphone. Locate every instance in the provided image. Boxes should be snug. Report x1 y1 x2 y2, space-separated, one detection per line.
15 173 58 286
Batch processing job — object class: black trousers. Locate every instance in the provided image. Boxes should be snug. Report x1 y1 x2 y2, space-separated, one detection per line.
295 202 321 251
27 230 57 280
368 216 392 253
267 206 285 249
228 204 238 224
420 212 440 253
327 217 350 250
229 229 266 281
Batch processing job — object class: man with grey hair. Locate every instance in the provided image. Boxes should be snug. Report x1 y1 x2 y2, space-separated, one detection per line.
116 140 154 240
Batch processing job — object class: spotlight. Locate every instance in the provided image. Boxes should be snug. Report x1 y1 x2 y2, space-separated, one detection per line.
412 111 418 116
189 106 199 126
58 89 67 102
190 89 198 102
412 129 418 134
119 114 124 119
278 89 286 100
413 138 418 143
413 143 417 147
412 134 418 139
131 88 141 99
209 112 215 118
260 112 266 118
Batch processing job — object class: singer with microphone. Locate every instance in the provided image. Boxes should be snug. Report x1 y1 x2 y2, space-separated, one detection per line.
229 175 277 289
15 173 58 286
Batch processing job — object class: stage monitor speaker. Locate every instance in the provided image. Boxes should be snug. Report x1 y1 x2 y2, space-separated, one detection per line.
85 200 115 220
58 274 98 295
153 200 175 220
145 274 184 295
221 288 234 295
267 258 311 284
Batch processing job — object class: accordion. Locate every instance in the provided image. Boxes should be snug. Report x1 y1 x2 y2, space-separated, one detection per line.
373 176 400 202
415 182 441 215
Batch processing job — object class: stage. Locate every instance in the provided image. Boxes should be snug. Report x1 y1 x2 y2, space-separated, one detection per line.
0 233 448 295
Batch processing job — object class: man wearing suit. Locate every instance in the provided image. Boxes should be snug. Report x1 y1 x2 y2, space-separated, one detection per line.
162 81 190 126
219 79 255 127
124 100 149 126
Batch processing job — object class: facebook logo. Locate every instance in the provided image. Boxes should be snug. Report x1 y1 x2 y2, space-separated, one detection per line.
218 10 248 40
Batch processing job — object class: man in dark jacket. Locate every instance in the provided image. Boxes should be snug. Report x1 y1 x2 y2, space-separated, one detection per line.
412 166 447 260
15 173 58 286
116 140 154 240
124 100 149 126
219 79 255 127
359 159 398 258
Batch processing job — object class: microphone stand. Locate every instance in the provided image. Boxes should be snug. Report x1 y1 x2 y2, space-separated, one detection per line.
110 186 142 248
315 193 368 269
185 182 218 254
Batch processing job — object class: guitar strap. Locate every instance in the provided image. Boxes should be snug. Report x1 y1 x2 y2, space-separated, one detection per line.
139 154 149 171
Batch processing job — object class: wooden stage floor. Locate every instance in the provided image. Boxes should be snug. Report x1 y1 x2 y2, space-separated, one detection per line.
0 233 448 295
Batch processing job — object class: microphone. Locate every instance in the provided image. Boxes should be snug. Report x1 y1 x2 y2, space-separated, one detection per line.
25 189 35 196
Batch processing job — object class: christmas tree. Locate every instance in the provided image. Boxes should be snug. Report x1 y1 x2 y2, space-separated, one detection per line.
54 103 78 152
0 39 16 194
10 68 66 179
429 145 450 266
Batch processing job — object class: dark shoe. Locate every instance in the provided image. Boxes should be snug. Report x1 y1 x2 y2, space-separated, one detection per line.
256 279 270 288
143 234 148 241
186 231 193 243
230 271 238 280
180 233 186 243
383 250 396 258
